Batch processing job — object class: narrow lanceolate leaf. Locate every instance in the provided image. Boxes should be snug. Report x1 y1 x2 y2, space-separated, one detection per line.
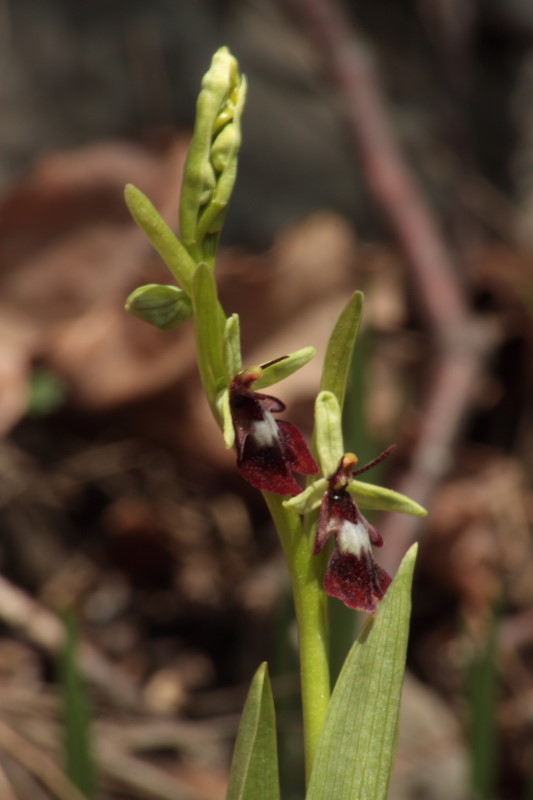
314 391 344 478
226 663 280 800
306 545 418 800
59 612 97 799
124 184 196 294
192 262 227 409
319 291 364 412
349 481 427 516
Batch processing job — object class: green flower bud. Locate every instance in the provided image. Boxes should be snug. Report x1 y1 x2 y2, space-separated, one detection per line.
211 123 239 174
213 106 234 135
125 284 193 330
198 161 217 206
180 47 247 262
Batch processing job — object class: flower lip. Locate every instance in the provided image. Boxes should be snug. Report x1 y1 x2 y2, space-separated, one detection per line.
229 362 318 495
324 545 391 613
314 445 396 613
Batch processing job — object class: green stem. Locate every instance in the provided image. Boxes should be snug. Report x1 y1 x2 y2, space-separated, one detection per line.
263 493 330 784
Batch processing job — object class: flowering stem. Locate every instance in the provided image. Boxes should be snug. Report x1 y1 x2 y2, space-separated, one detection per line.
263 493 330 783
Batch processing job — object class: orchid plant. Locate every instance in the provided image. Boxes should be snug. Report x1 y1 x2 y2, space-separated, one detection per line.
124 47 426 800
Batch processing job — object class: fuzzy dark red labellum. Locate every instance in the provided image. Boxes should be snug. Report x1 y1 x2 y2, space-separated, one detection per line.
314 450 395 613
229 365 318 496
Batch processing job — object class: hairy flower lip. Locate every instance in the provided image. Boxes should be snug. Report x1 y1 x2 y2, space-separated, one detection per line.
314 449 395 613
229 366 318 496
324 545 391 613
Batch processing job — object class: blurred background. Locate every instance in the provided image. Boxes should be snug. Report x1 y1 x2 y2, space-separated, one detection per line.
0 1 532 798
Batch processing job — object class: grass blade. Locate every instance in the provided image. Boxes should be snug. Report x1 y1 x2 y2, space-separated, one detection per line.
59 611 96 799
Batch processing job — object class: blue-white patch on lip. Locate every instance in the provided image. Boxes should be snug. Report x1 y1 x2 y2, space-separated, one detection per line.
337 518 371 558
250 412 279 448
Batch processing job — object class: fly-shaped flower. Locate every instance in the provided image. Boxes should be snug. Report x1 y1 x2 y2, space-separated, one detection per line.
314 447 396 613
230 362 319 496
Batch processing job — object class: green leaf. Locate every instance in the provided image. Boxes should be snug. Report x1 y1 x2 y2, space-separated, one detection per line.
226 662 280 800
465 604 501 799
251 347 316 390
125 283 193 330
349 481 427 516
306 545 418 800
224 313 242 379
319 291 363 412
314 391 343 477
59 611 97 799
124 184 196 294
192 262 227 409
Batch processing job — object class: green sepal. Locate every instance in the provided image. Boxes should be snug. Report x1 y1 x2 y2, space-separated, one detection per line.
285 476 427 518
224 313 242 380
226 662 280 800
124 184 196 294
319 290 364 411
251 347 316 391
192 262 227 411
349 481 427 516
125 284 193 330
283 479 327 514
217 388 235 449
314 391 343 478
306 545 418 800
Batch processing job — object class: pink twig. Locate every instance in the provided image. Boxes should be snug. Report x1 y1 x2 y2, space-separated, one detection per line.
283 0 498 569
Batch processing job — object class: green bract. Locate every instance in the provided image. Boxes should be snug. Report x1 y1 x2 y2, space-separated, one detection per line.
123 184 196 294
125 284 193 330
319 290 363 409
191 262 228 411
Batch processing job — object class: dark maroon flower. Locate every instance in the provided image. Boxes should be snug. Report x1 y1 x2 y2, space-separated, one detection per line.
229 365 319 495
314 449 395 613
